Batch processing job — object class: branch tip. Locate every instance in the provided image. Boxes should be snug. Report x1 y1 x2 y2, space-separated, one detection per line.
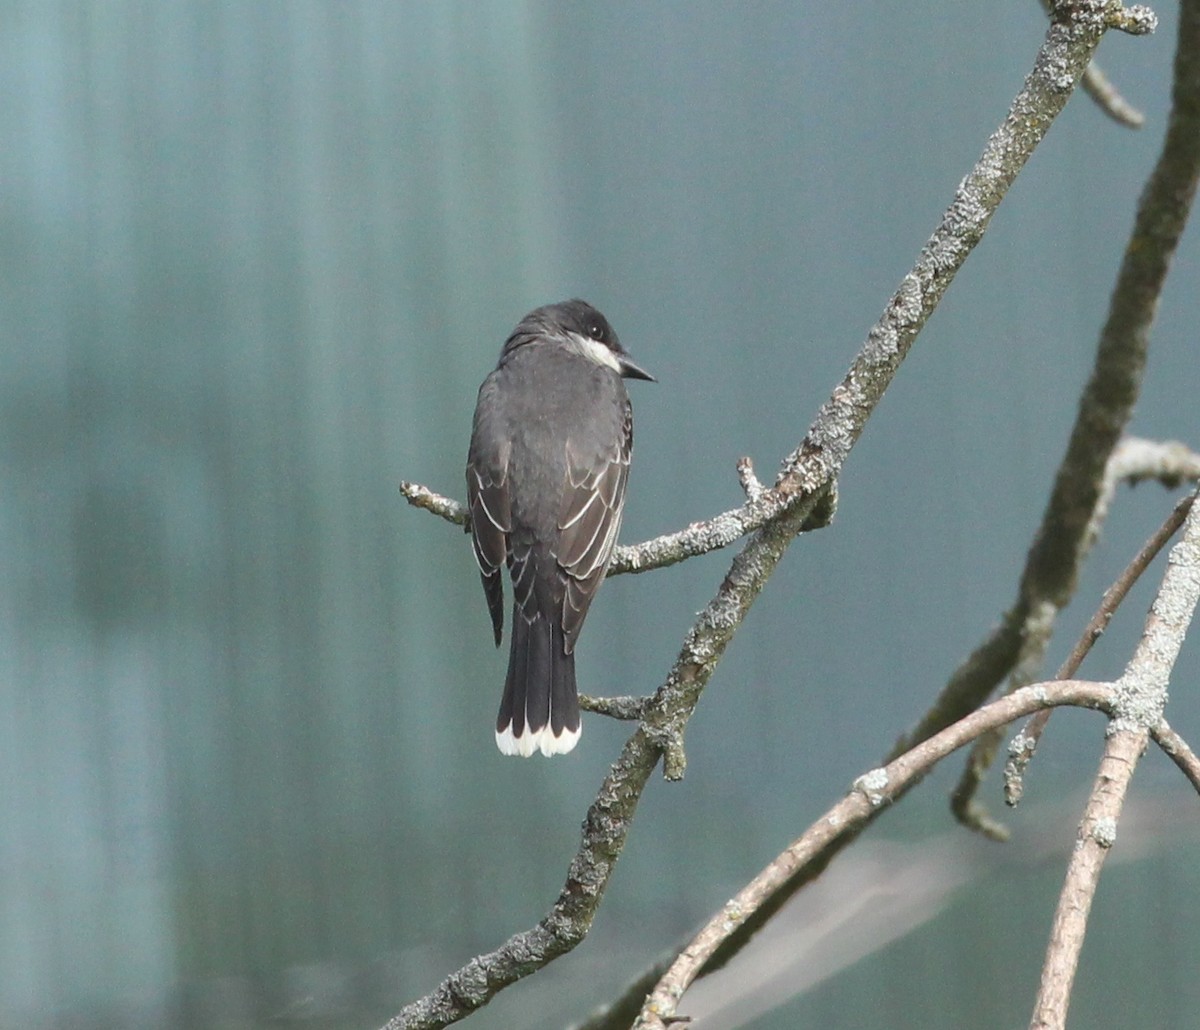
1109 4 1157 34
398 481 469 527
1151 721 1200 796
736 457 764 501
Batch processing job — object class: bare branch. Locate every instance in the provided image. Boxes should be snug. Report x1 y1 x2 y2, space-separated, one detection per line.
398 441 842 579
955 441 1200 825
935 0 1200 832
637 482 1198 1030
1023 0 1193 613
736 456 765 501
606 479 833 575
1005 489 1196 805
634 0 1140 779
1028 730 1143 1030
1103 3 1158 33
399 463 837 576
1081 63 1146 127
635 680 1115 1030
575 1 1189 1018
579 694 649 721
1038 0 1153 125
386 5 1155 1026
1029 488 1200 1030
1151 719 1200 796
399 437 1195 588
381 730 663 1030
399 481 468 527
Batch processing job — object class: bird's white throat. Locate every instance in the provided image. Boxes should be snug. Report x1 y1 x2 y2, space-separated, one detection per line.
565 332 623 373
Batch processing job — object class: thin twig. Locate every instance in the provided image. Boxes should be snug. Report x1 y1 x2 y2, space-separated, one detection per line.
953 439 1200 829
387 6 1153 1026
1151 719 1200 796
1005 491 1196 805
1039 0 1149 126
554 3 1189 1015
1029 487 1200 1030
943 0 1200 833
1081 63 1146 127
579 694 649 720
634 680 1115 1029
399 481 468 527
736 456 765 501
400 463 838 577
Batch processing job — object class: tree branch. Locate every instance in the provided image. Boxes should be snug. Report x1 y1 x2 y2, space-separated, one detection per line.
921 0 1200 832
1005 489 1196 806
1039 0 1150 126
549 2 1185 1017
400 460 839 577
1081 62 1147 127
1029 485 1200 1030
640 482 1200 1030
1151 719 1200 796
578 694 649 721
398 480 468 527
634 680 1116 1030
386 4 1157 1026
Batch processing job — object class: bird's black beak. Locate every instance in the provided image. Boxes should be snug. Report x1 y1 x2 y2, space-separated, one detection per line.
619 356 656 382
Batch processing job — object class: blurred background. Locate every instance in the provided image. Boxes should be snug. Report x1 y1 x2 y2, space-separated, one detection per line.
2 3 1199 1028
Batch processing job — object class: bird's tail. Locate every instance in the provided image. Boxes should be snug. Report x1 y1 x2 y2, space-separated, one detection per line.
495 612 581 757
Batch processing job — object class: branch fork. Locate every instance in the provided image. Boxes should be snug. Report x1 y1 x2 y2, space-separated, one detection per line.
387 2 1186 1026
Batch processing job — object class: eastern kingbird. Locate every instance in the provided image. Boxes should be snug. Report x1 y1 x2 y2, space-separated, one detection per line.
467 300 654 757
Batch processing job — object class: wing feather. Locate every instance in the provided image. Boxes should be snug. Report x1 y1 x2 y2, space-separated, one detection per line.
555 403 633 650
466 440 511 646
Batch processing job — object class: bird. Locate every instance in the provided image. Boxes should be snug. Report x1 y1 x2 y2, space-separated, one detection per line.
466 300 654 756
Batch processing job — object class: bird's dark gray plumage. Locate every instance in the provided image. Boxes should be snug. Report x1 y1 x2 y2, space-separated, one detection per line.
466 300 653 756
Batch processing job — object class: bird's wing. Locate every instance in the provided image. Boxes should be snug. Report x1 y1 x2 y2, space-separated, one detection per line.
555 403 632 651
467 438 511 646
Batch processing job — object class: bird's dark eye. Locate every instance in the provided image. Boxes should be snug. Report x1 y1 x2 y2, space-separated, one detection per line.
589 324 602 339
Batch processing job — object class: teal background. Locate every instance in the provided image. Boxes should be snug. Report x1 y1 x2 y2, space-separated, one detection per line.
2 3 1198 1028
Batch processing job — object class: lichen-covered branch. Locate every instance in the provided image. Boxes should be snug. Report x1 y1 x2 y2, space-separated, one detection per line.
381 729 662 1030
400 458 839 577
1029 487 1200 1030
578 693 649 721
398 480 468 527
954 441 1200 834
670 448 1195 1001
909 0 1200 832
386 4 1156 1027
634 680 1116 1030
635 0 1146 784
574 1 1191 1019
640 483 1200 1030
1039 0 1150 125
1005 489 1197 806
